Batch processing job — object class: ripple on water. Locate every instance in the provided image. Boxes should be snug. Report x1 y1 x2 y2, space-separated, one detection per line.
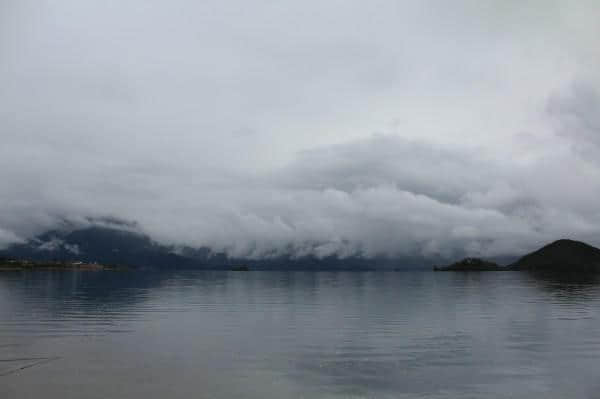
1 270 600 399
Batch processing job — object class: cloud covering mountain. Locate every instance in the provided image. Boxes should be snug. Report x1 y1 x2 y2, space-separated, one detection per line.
1 0 600 261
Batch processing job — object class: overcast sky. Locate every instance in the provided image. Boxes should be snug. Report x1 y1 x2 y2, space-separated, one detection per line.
1 0 600 260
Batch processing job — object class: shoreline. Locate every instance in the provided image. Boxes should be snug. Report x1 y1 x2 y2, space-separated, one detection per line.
0 260 125 272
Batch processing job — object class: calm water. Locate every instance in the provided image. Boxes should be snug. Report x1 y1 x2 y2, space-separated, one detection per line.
1 270 600 398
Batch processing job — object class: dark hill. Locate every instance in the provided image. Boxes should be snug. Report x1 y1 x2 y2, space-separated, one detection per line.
434 258 505 271
510 239 600 272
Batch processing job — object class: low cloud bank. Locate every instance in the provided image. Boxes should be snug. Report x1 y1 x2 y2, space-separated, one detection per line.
2 85 600 260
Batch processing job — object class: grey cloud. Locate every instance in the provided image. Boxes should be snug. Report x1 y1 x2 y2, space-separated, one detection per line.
280 136 498 204
547 83 600 157
1 1 600 262
5 130 598 260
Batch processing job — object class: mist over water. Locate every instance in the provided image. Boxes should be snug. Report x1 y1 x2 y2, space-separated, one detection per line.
2 270 600 398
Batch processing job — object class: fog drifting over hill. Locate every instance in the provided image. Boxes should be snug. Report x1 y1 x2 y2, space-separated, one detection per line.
2 0 600 260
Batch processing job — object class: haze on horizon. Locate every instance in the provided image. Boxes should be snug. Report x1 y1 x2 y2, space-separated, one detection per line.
1 0 600 261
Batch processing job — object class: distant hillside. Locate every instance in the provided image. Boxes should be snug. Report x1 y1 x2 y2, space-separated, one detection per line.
510 239 600 272
6 227 599 272
0 226 435 270
434 258 505 271
1 227 198 269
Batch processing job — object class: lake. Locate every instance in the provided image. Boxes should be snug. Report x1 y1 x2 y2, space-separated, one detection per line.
1 270 600 398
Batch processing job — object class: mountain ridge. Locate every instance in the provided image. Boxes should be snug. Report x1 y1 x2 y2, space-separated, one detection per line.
8 227 598 272
0 226 439 270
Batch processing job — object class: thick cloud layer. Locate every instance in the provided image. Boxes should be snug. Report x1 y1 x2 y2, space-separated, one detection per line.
1 1 600 260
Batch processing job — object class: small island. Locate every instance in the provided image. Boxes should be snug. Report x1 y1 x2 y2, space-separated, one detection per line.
435 239 600 272
434 257 505 271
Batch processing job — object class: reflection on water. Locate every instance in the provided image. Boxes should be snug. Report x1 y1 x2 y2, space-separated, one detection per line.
1 270 600 398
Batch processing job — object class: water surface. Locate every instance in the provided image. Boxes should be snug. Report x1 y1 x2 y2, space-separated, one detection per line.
1 270 600 398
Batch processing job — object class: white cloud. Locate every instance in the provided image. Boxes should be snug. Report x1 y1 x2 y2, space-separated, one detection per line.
0 228 24 250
